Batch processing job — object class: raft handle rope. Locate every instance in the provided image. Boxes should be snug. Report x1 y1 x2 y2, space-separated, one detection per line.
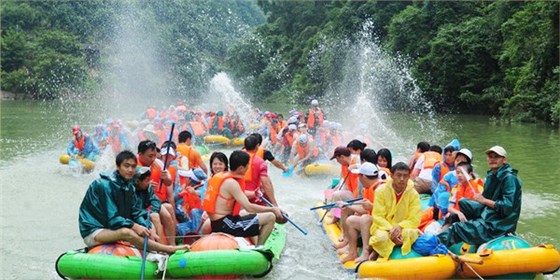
450 250 484 280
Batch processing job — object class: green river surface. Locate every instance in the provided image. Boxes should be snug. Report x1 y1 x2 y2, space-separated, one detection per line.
1 99 558 279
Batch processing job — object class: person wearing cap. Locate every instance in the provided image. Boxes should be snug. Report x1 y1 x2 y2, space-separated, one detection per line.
368 162 421 260
289 133 319 168
133 166 164 244
208 111 233 139
176 131 208 174
67 125 99 161
176 168 209 236
430 148 473 220
306 99 325 136
338 162 385 263
137 140 176 245
438 146 522 247
278 124 297 163
79 150 190 253
330 146 360 248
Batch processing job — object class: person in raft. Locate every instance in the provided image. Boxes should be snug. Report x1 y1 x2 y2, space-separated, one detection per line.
368 162 421 260
67 125 99 161
78 150 189 253
438 146 522 247
202 150 283 246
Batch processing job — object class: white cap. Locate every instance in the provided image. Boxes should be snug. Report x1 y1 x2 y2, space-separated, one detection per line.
311 99 319 106
486 146 507 157
456 148 473 162
287 116 298 124
180 169 200 183
351 162 379 176
288 124 297 131
298 134 308 144
298 123 307 128
160 147 175 156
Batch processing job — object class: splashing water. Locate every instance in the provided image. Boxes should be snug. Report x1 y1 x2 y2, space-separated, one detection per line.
206 72 255 129
316 20 445 157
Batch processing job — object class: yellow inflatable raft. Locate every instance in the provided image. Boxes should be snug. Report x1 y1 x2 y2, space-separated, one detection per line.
59 154 95 173
315 202 560 278
203 135 230 145
231 137 245 146
304 162 339 176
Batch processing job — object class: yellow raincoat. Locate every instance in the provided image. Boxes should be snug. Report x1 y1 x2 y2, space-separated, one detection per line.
369 179 421 258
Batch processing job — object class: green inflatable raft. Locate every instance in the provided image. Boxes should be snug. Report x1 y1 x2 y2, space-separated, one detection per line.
56 224 286 279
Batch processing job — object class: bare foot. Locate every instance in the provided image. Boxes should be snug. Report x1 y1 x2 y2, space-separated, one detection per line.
336 245 349 255
332 239 348 250
172 244 190 253
337 232 345 242
327 217 339 225
340 252 358 263
368 251 379 261
354 250 370 263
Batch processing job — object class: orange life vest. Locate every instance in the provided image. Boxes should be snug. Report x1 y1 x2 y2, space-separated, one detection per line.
451 179 484 211
189 121 207 136
439 162 451 181
178 183 203 216
209 116 224 131
285 132 294 147
362 181 384 213
202 172 245 216
107 132 121 153
243 150 258 184
268 123 278 144
296 142 318 159
146 108 157 119
307 108 324 128
341 160 360 198
423 151 443 169
73 135 85 151
230 119 244 133
138 157 167 202
255 147 264 159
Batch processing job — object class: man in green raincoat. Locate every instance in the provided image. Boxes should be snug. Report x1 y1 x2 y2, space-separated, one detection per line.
438 146 522 246
78 150 189 253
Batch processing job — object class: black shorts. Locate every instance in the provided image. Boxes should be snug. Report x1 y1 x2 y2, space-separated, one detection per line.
210 214 260 237
444 213 460 225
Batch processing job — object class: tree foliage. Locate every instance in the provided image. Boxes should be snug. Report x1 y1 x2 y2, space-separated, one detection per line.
226 0 559 125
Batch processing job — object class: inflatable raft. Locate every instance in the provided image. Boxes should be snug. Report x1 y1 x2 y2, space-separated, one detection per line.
315 202 560 278
56 224 286 279
303 161 339 176
203 135 230 145
59 154 95 173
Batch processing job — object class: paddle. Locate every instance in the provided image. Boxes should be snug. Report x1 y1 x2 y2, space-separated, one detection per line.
309 198 362 211
319 172 351 223
282 165 294 177
159 122 176 192
259 196 308 236
140 212 150 280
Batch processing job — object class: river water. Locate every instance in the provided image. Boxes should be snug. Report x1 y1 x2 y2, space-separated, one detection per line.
0 100 559 279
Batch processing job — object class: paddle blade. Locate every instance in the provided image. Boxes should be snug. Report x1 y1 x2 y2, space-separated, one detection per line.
282 165 294 177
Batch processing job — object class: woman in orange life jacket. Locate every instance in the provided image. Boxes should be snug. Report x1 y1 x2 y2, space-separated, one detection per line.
329 146 360 246
376 148 393 180
136 140 176 245
338 162 384 263
440 162 483 231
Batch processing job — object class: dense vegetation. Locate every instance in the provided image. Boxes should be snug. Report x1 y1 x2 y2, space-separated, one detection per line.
0 0 264 99
2 1 558 125
226 1 559 125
